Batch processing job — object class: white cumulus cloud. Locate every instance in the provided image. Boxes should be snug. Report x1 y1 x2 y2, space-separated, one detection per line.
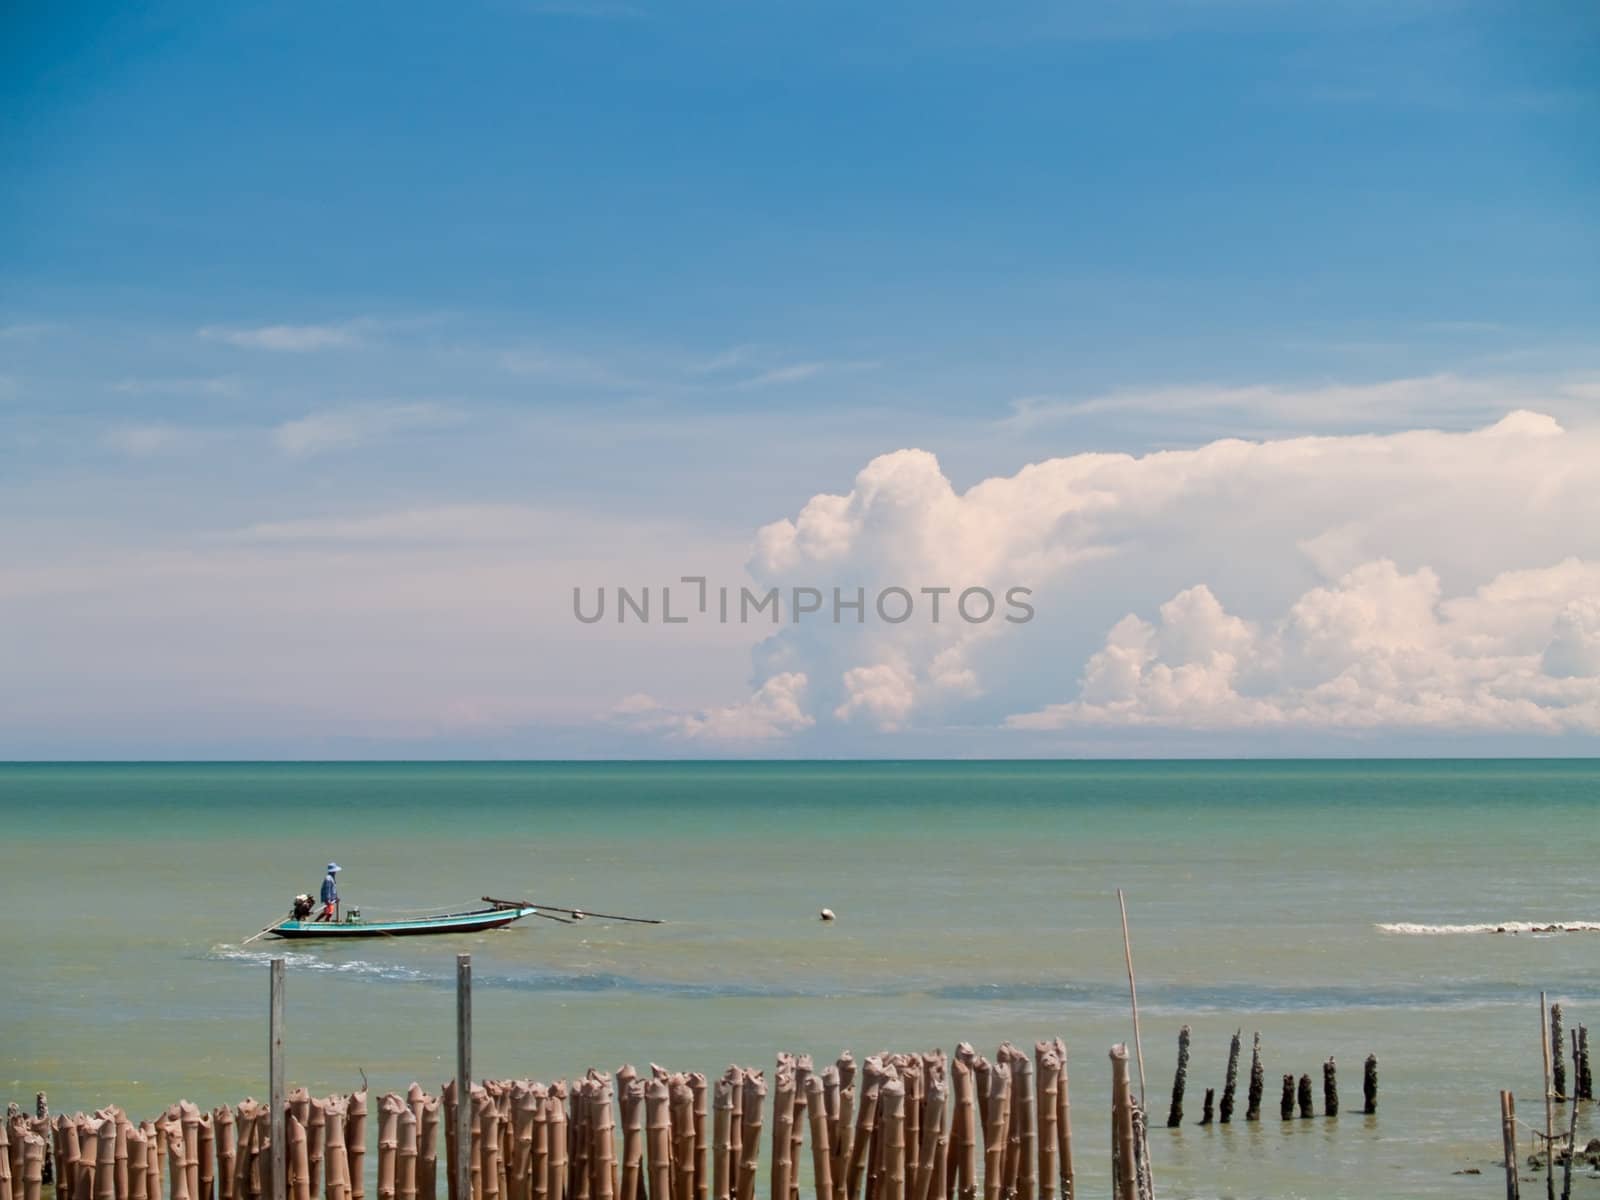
614 673 814 742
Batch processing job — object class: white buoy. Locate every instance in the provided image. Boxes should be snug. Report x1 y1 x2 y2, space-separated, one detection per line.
819 908 835 922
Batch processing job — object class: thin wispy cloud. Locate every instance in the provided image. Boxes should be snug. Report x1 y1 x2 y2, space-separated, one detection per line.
100 423 207 456
272 403 462 457
200 322 365 352
110 376 244 398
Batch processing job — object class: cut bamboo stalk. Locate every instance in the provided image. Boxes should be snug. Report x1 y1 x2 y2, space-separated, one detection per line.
118 1112 134 1200
979 1064 1008 1200
1049 1041 1071 1200
618 1075 643 1200
725 1072 743 1200
896 1059 916 1200
1107 1049 1135 1200
380 1098 404 1200
689 1075 707 1200
569 1083 589 1200
770 1066 796 1200
510 1088 535 1200
306 1106 323 1200
324 1101 350 1200
590 1084 615 1200
1219 1031 1241 1125
289 1120 311 1200
909 1064 941 1200
348 1094 369 1200
878 1084 904 1200
168 1121 191 1200
23 1136 44 1200
129 1129 149 1200
0 1119 10 1200
471 1091 489 1200
829 1058 854 1200
1031 1047 1056 1200
528 1091 548 1200
546 1089 568 1200
947 1061 973 1200
844 1063 880 1200
420 1097 441 1200
444 1087 459 1200
399 1111 418 1200
673 1076 696 1200
646 1082 672 1200
1011 1052 1034 1200
805 1073 834 1200
710 1077 731 1200
96 1119 117 1200
183 1106 204 1200
736 1074 765 1200
1499 1092 1520 1200
788 1062 808 1200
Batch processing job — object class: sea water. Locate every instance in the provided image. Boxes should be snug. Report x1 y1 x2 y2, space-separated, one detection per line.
2 760 1597 1199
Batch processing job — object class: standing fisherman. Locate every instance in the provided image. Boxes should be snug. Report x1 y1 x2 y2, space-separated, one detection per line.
317 862 341 921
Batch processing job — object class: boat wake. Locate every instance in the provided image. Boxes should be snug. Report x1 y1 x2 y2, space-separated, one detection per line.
1377 920 1600 935
207 945 432 982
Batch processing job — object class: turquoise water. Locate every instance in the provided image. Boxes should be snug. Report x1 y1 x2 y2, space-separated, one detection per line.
2 760 1598 1199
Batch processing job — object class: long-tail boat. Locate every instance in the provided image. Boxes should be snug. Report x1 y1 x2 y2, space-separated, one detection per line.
267 898 540 939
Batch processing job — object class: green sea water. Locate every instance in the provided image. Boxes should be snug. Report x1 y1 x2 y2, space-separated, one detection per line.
2 760 1597 1199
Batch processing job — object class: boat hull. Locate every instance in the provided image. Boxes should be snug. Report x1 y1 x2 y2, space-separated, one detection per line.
268 905 538 939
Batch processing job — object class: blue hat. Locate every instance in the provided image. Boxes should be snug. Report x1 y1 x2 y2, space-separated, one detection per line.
327 862 341 872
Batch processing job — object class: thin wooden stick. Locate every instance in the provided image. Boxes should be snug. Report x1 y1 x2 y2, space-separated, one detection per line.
1116 892 1147 1108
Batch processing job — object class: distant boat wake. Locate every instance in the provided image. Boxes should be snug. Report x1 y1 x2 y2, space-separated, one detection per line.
1377 920 1600 935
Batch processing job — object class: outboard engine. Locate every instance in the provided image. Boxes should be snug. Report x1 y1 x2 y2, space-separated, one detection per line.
291 893 314 920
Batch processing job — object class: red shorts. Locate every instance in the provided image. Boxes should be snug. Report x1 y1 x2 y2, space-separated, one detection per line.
320 902 337 919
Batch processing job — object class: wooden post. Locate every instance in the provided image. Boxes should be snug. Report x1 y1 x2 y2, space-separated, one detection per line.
1322 1061 1338 1119
271 960 287 1200
1278 1077 1293 1122
1541 992 1554 1200
456 957 473 1200
1577 1027 1593 1101
1245 1035 1262 1123
1165 1029 1189 1129
1499 1092 1519 1200
1218 1032 1241 1125
1362 1056 1377 1116
1197 1091 1213 1128
1107 1049 1135 1200
1550 1005 1567 1103
1295 1077 1312 1120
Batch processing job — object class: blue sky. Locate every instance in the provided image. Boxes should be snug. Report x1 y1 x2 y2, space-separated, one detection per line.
3 1 1598 757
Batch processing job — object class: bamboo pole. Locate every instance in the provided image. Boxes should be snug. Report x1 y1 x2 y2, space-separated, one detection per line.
830 1058 854 1200
348 1094 369 1200
22 1137 44 1200
564 1086 586 1200
737 1074 765 1200
456 959 472 1200
444 1089 459 1200
725 1072 743 1200
673 1076 695 1200
305 1107 323 1200
806 1074 835 1200
947 1062 973 1200
646 1082 672 1200
878 1085 904 1200
710 1077 732 1200
592 1082 615 1200
908 1065 941 1200
787 1062 807 1200
1116 892 1148 1109
1107 1049 1135 1200
399 1111 419 1200
380 1098 404 1200
616 1074 643 1200
509 1089 534 1200
770 1066 795 1200
1012 1052 1034 1200
1245 1036 1263 1123
979 1064 1007 1200
844 1063 880 1200
129 1129 149 1200
271 961 286 1200
324 1102 349 1200
528 1090 548 1200
546 1090 568 1200
168 1122 192 1200
117 1112 134 1200
1031 1048 1056 1200
419 1099 440 1200
689 1075 707 1200
289 1121 311 1200
96 1120 118 1200
1050 1041 1071 1200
